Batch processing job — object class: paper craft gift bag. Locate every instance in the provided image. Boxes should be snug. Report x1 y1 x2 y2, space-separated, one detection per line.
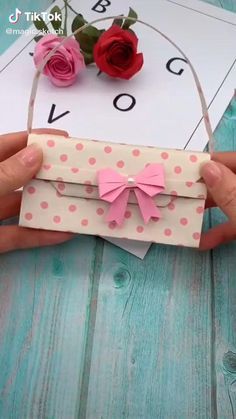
19 133 210 247
19 16 212 248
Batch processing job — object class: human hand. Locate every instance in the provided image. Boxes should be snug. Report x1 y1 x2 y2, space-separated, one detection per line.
200 152 236 250
0 129 73 253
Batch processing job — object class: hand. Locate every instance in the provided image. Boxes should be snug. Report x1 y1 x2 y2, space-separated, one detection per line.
0 129 73 253
200 152 236 250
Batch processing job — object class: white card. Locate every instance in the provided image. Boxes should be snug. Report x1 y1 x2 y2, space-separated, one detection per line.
0 0 235 258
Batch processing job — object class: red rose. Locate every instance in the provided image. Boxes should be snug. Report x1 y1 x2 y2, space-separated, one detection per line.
94 25 144 80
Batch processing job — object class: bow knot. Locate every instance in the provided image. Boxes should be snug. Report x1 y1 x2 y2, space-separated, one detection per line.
97 164 165 226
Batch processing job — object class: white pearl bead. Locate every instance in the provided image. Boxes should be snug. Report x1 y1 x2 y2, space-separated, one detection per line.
127 177 135 185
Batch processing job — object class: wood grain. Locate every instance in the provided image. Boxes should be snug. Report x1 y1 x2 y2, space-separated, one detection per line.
0 236 98 418
86 243 213 418
210 98 236 419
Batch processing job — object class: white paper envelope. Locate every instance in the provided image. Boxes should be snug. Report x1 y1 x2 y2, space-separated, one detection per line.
19 133 210 247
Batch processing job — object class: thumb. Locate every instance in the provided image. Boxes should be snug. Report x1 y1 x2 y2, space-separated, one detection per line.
201 161 236 224
0 144 42 197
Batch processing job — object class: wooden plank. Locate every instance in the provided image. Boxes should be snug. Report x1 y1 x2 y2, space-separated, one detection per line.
0 236 98 419
86 242 213 418
210 97 236 418
0 1 100 418
85 3 236 417
204 0 236 12
0 0 101 416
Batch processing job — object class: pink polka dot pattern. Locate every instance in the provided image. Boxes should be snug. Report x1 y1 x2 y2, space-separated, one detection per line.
58 182 65 191
104 146 112 154
71 167 79 173
47 139 55 147
132 149 140 157
86 185 93 194
88 157 96 166
193 232 200 240
109 221 117 230
43 164 51 170
186 181 193 188
96 208 104 216
190 155 198 163
161 152 169 160
60 154 68 162
174 166 182 174
40 201 48 209
53 215 61 224
125 210 132 219
117 160 124 168
69 204 77 212
27 186 36 194
196 206 204 214
76 143 84 151
168 202 175 211
136 226 144 233
21 134 208 249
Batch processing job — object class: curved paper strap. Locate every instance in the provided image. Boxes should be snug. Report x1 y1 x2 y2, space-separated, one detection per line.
27 16 214 153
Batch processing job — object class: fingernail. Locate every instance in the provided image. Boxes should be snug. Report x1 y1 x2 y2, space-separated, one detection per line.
201 161 222 187
18 144 42 167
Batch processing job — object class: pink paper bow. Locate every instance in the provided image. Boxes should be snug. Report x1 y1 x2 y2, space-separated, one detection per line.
97 164 165 226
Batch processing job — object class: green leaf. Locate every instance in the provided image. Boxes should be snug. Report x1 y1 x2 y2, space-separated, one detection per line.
112 17 123 27
76 32 95 54
75 26 103 54
49 6 62 31
83 51 94 65
122 7 138 30
33 16 49 32
34 35 43 43
83 25 101 39
71 14 87 34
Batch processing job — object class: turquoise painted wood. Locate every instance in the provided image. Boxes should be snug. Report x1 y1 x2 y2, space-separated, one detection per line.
0 0 51 55
0 1 236 418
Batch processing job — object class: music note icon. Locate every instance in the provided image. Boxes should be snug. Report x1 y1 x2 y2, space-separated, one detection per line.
9 8 22 24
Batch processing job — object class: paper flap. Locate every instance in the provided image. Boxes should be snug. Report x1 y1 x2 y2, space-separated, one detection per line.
29 133 210 199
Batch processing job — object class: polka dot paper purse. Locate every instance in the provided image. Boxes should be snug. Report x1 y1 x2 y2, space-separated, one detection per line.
19 16 212 248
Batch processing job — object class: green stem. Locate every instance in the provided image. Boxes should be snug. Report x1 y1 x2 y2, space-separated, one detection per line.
63 0 68 36
64 0 79 16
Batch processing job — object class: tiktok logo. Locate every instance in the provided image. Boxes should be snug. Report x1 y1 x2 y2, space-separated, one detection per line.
9 8 22 24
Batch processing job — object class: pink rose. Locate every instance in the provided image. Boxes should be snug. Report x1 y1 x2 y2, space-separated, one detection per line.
34 34 85 87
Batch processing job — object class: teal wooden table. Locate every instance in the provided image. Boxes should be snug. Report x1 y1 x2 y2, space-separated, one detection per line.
0 1 236 418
